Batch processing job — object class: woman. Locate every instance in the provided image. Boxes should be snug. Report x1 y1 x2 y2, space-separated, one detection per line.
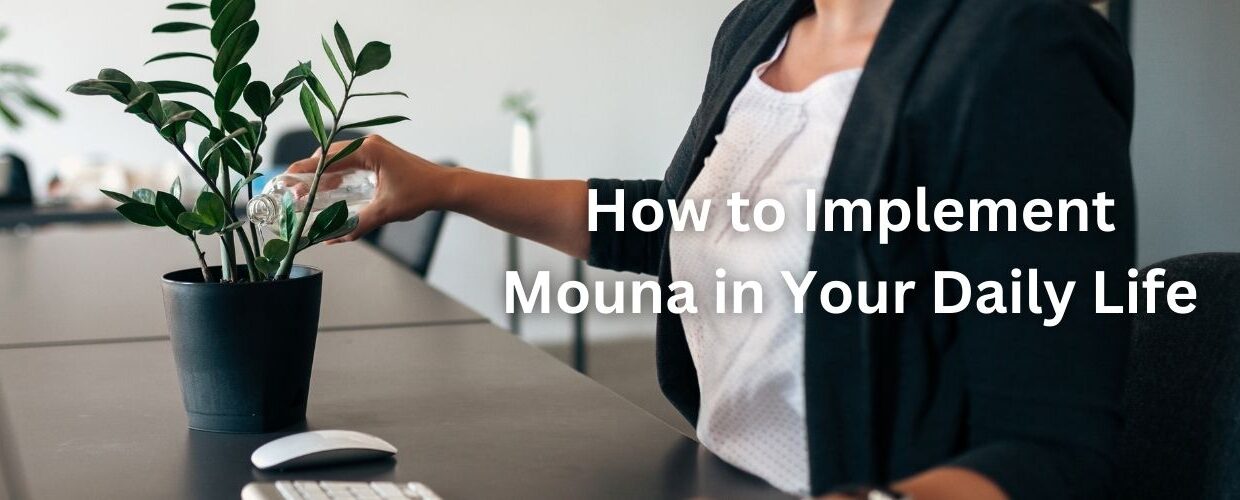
289 0 1134 497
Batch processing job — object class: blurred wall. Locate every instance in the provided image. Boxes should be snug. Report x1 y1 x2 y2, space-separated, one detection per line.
1 0 740 343
1131 0 1240 264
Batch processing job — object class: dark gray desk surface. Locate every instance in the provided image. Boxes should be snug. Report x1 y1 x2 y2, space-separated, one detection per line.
0 324 789 500
0 226 486 348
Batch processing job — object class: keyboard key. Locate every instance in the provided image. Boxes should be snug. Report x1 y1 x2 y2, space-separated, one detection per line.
370 482 409 498
275 481 304 500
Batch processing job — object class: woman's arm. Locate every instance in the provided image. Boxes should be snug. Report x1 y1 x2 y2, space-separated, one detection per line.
287 135 591 259
936 2 1134 499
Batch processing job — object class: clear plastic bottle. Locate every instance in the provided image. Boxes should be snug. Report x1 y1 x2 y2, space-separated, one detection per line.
247 168 376 233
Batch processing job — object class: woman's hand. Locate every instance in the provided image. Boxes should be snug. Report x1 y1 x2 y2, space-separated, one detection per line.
286 135 456 242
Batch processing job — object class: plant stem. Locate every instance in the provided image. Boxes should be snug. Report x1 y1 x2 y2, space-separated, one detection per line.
172 143 259 280
245 118 268 270
217 140 237 282
189 235 212 282
234 229 259 282
274 75 355 280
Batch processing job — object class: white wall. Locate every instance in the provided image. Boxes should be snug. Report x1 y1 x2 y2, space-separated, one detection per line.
1 0 740 343
1130 0 1240 265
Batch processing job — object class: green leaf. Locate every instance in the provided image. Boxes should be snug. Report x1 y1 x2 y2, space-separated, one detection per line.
340 115 409 131
280 191 296 241
326 137 366 167
220 137 249 175
100 189 138 204
198 135 221 180
213 20 258 82
310 77 336 116
171 177 183 199
167 2 208 10
210 0 255 48
164 100 212 128
160 101 199 129
214 63 251 113
354 41 392 76
149 80 213 98
155 191 190 235
313 215 358 245
94 68 129 83
153 22 209 33
194 191 229 229
255 256 280 277
351 91 408 99
18 89 61 119
177 212 215 233
221 220 246 232
0 101 18 128
146 52 213 65
299 85 326 145
272 62 312 96
67 80 126 99
124 92 156 114
263 239 290 261
220 111 253 147
230 171 262 200
202 127 248 158
307 200 349 243
209 0 229 19
333 22 355 72
322 36 348 86
271 75 306 98
117 203 165 227
132 188 157 204
243 80 271 116
128 82 165 123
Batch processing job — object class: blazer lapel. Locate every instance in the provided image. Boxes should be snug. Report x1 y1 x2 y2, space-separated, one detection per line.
804 0 960 490
673 0 810 203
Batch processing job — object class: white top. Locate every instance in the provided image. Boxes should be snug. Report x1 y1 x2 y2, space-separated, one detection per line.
668 36 862 495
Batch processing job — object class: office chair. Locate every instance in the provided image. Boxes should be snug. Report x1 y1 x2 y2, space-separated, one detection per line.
362 161 454 278
0 153 33 208
1116 253 1240 499
271 129 367 166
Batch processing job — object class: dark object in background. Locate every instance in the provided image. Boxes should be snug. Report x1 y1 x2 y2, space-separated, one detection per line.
1117 253 1240 499
364 160 454 278
0 153 33 208
161 265 322 433
271 129 367 167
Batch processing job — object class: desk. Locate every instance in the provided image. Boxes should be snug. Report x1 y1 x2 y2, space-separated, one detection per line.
0 206 122 230
0 324 789 499
0 226 486 348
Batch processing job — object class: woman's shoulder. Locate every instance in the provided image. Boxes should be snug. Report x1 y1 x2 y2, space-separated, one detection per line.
952 0 1127 54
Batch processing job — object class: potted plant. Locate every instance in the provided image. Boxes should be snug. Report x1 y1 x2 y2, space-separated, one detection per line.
67 0 410 433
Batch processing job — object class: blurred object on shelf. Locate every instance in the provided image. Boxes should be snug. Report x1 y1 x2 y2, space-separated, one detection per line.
502 91 539 179
39 156 182 208
0 153 33 207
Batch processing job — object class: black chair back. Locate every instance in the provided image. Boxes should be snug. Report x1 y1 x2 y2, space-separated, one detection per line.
367 211 447 278
363 161 455 277
0 153 33 208
1117 253 1240 499
271 129 366 166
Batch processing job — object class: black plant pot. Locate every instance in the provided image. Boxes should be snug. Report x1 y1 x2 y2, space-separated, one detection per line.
162 265 323 433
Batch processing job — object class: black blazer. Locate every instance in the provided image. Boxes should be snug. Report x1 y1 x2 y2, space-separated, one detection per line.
587 0 1134 497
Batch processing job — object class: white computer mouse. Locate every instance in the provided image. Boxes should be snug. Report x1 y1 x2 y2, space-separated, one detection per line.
251 430 398 471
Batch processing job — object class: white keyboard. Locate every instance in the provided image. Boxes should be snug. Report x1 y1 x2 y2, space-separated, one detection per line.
241 480 443 500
